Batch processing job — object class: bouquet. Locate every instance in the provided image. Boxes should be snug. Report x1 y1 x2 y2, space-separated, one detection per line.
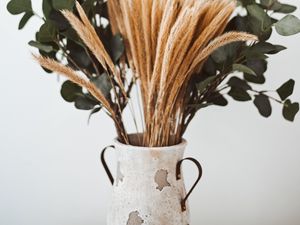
7 0 300 147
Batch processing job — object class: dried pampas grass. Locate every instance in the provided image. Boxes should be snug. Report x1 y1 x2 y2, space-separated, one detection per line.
34 0 257 147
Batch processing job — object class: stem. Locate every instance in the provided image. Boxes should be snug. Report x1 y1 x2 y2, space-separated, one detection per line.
217 85 230 92
249 89 283 104
84 47 101 76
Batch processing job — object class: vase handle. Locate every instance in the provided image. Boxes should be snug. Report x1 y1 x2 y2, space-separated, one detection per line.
100 145 115 185
176 157 203 212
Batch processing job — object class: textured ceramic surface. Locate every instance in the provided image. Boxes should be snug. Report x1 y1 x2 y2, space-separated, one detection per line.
106 137 190 225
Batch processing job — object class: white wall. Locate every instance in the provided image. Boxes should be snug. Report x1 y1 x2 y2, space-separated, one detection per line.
0 1 299 225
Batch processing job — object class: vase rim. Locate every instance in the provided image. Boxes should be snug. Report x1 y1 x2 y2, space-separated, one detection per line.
113 134 187 151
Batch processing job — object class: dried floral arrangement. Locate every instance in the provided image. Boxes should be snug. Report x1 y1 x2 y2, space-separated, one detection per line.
8 0 300 147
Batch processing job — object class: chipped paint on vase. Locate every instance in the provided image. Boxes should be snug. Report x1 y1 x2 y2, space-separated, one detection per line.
106 136 190 225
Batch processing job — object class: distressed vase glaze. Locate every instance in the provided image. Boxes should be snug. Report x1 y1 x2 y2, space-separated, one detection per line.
102 136 201 225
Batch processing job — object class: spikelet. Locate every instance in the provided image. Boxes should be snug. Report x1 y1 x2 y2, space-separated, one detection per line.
33 55 113 113
61 3 127 97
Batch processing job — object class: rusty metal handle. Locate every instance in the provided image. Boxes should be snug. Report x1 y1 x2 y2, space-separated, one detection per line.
100 145 115 185
176 157 203 212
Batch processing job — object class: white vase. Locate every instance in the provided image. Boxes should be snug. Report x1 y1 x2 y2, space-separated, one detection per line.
101 135 202 225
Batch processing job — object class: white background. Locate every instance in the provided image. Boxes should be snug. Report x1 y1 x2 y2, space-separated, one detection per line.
0 1 300 225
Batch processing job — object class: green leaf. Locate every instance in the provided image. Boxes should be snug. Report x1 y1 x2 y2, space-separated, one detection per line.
203 57 217 76
196 76 215 94
243 50 268 60
75 95 97 110
260 0 275 8
247 4 272 33
247 4 269 22
82 0 97 13
43 0 53 19
238 0 256 7
7 0 32 15
249 42 286 55
211 43 240 68
243 59 267 84
254 94 272 117
211 46 227 64
283 100 299 122
244 74 266 84
276 79 295 101
61 28 82 47
228 87 252 102
88 106 102 124
188 103 213 110
207 92 228 107
37 21 57 43
246 59 267 75
274 4 297 14
67 40 91 68
111 34 125 63
28 41 54 53
91 73 112 97
18 11 33 29
61 80 82 102
52 0 75 10
228 76 252 90
275 15 300 36
233 63 256 75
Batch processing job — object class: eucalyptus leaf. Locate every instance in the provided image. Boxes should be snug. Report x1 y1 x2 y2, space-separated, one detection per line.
283 100 299 122
276 79 295 101
211 46 227 64
37 21 58 43
18 12 33 30
82 0 97 13
238 0 256 6
75 95 97 110
61 80 82 102
196 76 215 94
7 0 32 15
228 87 252 102
260 0 275 8
249 42 286 54
49 10 70 31
88 106 102 124
67 40 91 69
247 4 272 35
275 15 300 36
202 57 217 76
228 77 252 90
233 64 256 75
274 4 297 14
207 92 228 107
244 74 266 84
29 41 54 53
189 103 213 110
91 73 113 97
61 28 81 45
42 0 52 19
247 59 268 74
52 0 75 10
243 50 268 60
211 43 239 68
111 34 125 63
254 94 272 117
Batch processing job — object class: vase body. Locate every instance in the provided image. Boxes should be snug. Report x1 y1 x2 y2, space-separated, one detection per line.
106 137 190 225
